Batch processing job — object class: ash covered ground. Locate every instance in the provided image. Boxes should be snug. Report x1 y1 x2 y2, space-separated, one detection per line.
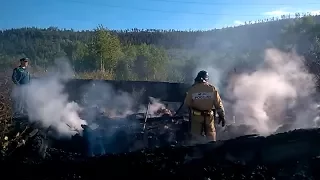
3 128 320 180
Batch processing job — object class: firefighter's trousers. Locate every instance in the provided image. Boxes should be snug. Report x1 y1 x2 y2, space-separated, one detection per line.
190 110 216 142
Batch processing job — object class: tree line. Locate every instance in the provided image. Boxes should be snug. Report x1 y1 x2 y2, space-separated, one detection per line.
0 14 320 83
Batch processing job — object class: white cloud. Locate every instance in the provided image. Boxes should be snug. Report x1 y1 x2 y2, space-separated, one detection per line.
310 10 320 15
209 8 320 30
263 10 292 17
233 20 245 26
263 8 320 18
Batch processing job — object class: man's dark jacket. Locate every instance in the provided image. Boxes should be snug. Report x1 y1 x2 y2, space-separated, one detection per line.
12 66 30 85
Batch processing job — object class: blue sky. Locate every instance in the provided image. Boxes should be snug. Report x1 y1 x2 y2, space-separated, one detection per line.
1 0 320 31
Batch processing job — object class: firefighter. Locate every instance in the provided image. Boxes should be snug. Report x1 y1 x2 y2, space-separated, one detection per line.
184 70 226 142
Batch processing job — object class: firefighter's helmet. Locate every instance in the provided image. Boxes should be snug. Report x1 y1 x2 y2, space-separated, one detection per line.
194 70 209 82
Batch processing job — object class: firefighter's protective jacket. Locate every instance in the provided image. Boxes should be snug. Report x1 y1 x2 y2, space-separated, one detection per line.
12 66 30 85
184 82 225 118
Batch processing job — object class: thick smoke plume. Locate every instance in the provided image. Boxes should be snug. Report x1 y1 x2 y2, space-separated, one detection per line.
12 58 87 137
195 48 319 136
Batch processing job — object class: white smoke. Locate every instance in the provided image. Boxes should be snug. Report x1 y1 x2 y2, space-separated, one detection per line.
147 97 166 116
194 48 319 136
14 58 87 137
78 81 169 155
80 81 139 121
80 81 168 123
229 48 317 135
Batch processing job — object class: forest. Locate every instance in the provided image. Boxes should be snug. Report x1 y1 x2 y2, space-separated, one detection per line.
1 13 320 84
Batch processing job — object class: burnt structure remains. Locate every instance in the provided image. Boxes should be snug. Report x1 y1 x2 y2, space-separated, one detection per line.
3 128 320 179
4 79 320 179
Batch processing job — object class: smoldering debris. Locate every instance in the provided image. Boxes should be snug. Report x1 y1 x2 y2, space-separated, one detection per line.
12 59 87 137
79 81 170 121
80 80 138 121
77 81 176 156
4 128 320 179
147 97 172 116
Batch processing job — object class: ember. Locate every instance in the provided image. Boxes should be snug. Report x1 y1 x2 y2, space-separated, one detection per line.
155 108 174 117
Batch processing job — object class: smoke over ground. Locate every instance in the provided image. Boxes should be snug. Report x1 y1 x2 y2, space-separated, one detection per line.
13 59 168 139
194 48 319 136
12 59 87 137
80 81 167 123
80 81 140 122
77 81 169 155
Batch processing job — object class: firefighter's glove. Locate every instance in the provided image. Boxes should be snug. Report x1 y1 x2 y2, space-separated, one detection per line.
218 116 226 127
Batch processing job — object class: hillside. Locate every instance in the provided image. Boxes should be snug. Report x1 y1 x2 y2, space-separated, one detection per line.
0 14 320 83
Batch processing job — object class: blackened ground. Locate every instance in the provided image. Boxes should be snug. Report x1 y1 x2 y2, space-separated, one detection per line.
2 128 320 180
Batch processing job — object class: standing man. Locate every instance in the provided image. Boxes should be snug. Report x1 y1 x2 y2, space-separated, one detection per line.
12 57 31 116
12 58 30 85
184 70 226 142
